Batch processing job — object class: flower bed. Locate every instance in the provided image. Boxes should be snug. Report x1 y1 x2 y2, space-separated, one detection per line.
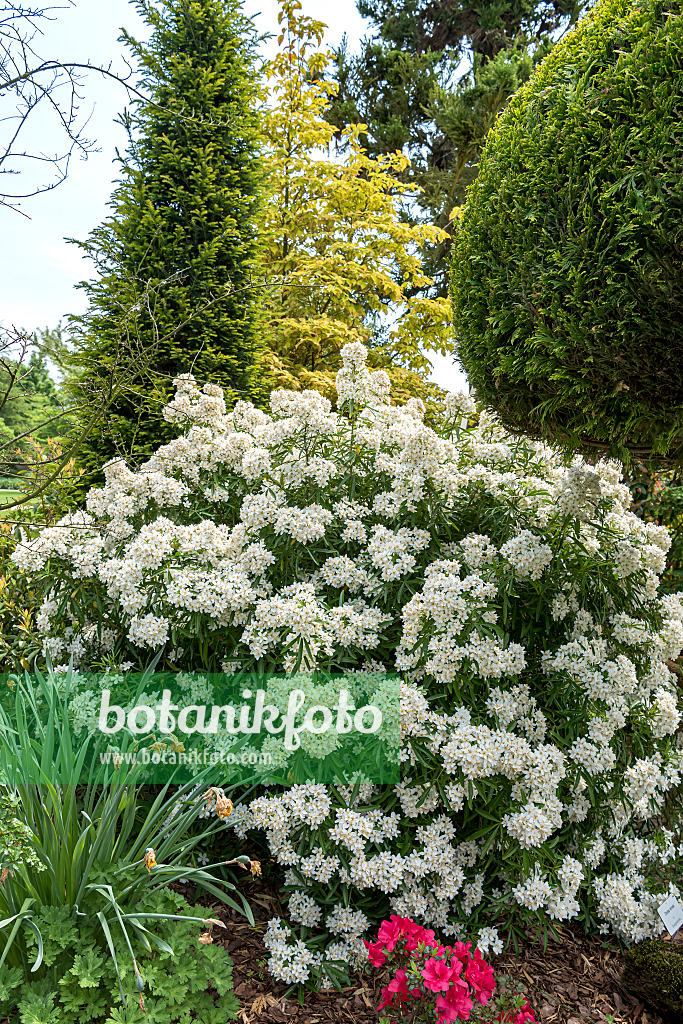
180 868 669 1024
14 343 683 983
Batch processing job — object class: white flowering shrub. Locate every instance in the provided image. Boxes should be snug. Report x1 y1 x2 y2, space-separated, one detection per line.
13 343 683 980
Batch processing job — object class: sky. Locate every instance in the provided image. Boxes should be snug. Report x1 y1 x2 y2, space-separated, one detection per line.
1 0 468 394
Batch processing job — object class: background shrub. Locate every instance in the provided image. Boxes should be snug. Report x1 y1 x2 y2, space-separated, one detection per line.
451 0 683 463
631 464 683 594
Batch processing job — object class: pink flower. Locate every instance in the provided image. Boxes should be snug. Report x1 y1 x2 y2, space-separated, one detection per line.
435 982 474 1022
377 969 419 1010
377 916 403 951
465 956 496 1004
363 939 386 967
451 940 473 962
512 1000 535 1024
422 956 461 993
366 917 506 1024
405 924 437 952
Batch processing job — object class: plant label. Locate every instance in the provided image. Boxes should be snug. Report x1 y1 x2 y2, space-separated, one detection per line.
657 895 683 936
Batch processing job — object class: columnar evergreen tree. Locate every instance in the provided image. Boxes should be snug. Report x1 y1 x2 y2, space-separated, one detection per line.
70 0 262 477
329 0 589 291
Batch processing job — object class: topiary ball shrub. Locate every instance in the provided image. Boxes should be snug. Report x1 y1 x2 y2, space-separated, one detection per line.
623 938 683 1020
451 0 683 463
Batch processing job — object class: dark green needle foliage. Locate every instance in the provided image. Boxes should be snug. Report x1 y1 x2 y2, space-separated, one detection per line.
451 0 683 464
70 0 262 480
329 0 584 292
355 0 579 58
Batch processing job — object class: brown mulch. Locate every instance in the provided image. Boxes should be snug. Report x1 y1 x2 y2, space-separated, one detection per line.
184 867 681 1024
489 925 680 1024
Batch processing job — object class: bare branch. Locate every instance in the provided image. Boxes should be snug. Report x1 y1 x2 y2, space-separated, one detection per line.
0 4 226 212
0 3 138 211
0 272 261 515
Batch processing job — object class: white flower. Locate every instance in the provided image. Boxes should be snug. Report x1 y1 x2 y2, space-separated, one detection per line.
128 613 169 648
503 806 555 849
500 530 553 581
15 333 683 963
288 891 322 928
477 926 503 956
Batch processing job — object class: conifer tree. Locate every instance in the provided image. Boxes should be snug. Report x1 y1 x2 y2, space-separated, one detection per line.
330 0 589 291
70 0 261 476
258 1 451 408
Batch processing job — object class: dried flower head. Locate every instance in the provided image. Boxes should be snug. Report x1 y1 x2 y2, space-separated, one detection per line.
203 917 226 929
217 795 233 819
205 787 234 819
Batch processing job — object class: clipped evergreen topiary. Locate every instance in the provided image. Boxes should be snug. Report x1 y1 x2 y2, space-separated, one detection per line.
70 0 262 480
451 0 683 462
623 938 683 1020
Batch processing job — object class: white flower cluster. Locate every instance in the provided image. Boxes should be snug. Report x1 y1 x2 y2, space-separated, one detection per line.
476 926 503 956
13 342 683 957
263 917 323 984
395 559 525 684
500 530 553 581
593 874 682 943
335 341 391 408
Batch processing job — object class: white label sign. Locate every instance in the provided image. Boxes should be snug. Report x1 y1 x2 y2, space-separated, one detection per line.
657 895 683 936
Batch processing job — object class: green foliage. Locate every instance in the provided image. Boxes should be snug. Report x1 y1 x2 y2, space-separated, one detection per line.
623 938 683 1019
356 0 580 58
0 888 239 1023
329 0 584 290
0 355 64 450
0 331 73 511
32 325 72 381
257 1 451 406
0 790 42 878
0 665 252 1016
69 0 263 481
631 466 683 594
451 0 683 463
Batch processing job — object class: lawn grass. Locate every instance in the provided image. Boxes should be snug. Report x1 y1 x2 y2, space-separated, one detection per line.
0 489 24 514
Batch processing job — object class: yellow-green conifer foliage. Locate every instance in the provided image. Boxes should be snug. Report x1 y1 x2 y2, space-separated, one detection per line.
258 0 452 405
